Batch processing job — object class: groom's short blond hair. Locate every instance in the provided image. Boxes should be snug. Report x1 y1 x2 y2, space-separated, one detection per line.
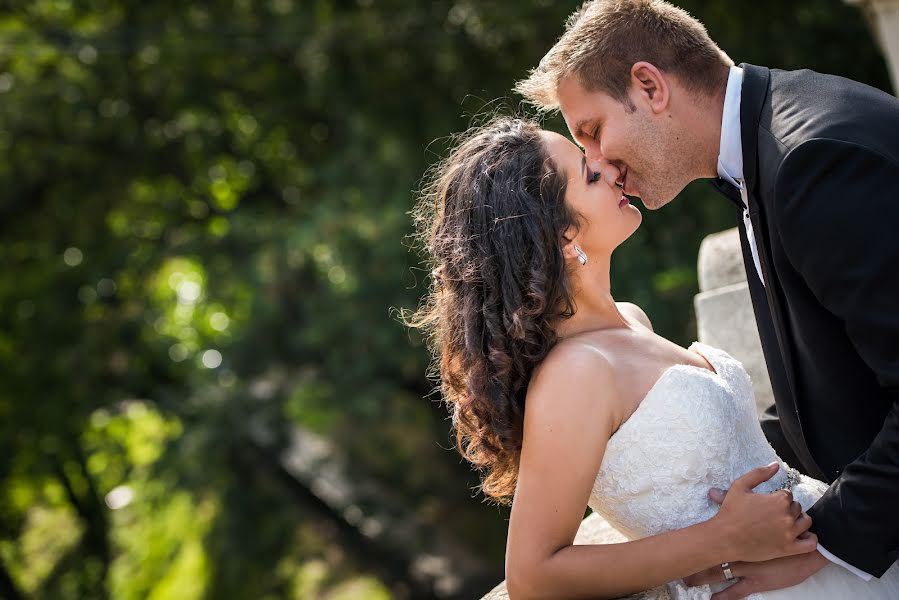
516 0 732 110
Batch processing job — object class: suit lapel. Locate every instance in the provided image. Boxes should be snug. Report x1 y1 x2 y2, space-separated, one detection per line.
738 64 812 462
739 64 766 203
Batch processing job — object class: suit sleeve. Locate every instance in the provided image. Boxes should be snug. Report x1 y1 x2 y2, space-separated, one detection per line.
759 401 805 473
774 138 899 577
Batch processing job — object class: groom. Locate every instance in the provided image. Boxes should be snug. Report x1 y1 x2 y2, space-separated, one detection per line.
517 0 899 597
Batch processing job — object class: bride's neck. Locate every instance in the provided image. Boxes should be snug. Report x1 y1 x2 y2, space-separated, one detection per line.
555 255 630 338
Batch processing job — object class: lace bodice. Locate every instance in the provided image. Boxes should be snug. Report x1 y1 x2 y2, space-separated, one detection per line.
587 342 827 539
583 343 899 600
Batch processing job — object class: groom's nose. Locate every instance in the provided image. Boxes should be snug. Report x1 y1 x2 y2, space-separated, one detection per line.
584 140 605 163
595 160 622 186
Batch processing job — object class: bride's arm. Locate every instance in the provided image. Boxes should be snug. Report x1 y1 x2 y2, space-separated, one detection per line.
504 342 817 600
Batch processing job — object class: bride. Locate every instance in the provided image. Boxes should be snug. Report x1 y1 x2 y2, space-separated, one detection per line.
407 117 899 599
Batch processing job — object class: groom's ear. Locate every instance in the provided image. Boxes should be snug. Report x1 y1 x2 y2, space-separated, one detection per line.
629 62 670 115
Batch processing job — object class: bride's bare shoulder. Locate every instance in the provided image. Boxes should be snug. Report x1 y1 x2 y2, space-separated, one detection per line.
528 338 622 415
535 336 614 379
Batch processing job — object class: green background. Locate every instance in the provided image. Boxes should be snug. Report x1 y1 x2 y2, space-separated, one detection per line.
0 1 890 599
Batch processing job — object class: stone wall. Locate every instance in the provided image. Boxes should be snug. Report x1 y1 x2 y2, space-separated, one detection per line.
694 228 773 415
846 0 899 93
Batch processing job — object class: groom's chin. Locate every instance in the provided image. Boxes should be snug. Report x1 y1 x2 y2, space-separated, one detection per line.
637 195 671 211
636 188 683 211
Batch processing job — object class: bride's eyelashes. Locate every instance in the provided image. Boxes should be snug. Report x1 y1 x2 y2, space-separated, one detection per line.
588 169 602 184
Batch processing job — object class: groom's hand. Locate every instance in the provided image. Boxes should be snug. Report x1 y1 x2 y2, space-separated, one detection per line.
683 546 830 600
711 463 817 563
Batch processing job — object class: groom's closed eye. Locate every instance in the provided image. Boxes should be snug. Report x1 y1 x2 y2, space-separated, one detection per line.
573 118 597 146
577 120 599 140
581 126 601 154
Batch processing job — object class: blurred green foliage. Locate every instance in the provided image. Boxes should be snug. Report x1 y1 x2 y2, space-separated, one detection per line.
0 1 889 599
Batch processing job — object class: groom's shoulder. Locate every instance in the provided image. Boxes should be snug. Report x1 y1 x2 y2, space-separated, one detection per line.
768 66 897 114
761 66 899 151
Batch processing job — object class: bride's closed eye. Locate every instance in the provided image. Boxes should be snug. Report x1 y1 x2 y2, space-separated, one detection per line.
587 169 602 184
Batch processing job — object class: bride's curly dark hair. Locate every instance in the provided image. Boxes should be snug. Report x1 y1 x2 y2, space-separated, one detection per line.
408 117 581 503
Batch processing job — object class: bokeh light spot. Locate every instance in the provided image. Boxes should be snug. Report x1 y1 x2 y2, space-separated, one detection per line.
0 73 14 93
169 344 189 362
202 349 223 369
328 266 346 285
105 485 134 510
98 278 117 297
177 281 202 304
63 247 83 266
209 312 230 331
238 115 258 135
78 45 98 64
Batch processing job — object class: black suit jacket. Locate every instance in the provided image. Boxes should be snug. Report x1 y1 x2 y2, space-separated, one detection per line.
710 63 899 576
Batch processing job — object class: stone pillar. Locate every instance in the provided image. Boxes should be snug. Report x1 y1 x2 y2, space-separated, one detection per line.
846 0 899 93
694 228 773 416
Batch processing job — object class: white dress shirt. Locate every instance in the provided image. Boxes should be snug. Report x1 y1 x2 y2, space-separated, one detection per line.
716 66 764 287
716 65 873 581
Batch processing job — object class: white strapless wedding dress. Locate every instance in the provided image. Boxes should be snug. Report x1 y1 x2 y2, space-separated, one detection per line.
587 342 899 599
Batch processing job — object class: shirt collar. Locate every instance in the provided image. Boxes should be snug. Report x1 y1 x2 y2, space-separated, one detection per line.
717 65 744 187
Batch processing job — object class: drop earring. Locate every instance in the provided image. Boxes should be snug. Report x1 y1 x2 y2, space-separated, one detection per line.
575 246 588 266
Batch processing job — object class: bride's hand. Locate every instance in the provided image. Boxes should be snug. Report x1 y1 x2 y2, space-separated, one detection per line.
710 463 817 563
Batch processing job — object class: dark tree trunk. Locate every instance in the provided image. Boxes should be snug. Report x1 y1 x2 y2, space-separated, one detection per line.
52 436 111 600
0 557 26 600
